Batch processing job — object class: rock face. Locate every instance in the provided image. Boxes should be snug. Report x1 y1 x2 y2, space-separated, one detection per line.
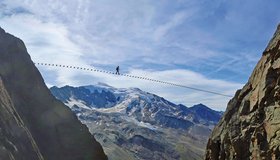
51 84 223 160
205 25 280 160
0 27 107 160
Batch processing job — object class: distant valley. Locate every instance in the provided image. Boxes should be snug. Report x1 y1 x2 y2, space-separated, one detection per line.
51 83 223 160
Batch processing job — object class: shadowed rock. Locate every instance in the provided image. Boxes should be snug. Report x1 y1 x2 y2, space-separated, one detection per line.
0 27 107 160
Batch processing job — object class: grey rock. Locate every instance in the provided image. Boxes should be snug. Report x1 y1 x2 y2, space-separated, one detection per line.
0 28 107 160
205 24 280 160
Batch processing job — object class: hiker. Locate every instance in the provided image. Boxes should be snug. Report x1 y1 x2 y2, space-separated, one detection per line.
116 66 120 75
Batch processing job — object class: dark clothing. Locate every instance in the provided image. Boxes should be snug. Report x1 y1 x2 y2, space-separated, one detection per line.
116 66 120 75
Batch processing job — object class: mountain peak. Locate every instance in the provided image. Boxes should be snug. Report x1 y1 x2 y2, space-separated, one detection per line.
51 84 222 126
265 23 280 52
189 103 221 123
190 103 215 112
192 103 208 108
96 82 114 87
50 84 223 159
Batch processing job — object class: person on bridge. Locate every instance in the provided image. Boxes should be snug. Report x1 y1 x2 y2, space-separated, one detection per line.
116 66 120 75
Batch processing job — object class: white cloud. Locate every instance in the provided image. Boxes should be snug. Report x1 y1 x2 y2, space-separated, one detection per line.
153 11 189 41
1 0 277 111
37 66 242 111
0 12 92 87
2 0 211 66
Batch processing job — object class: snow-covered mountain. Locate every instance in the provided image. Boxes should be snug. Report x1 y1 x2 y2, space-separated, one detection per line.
50 83 223 160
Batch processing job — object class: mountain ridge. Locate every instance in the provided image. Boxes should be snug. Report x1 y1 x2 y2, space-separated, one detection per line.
51 84 223 160
50 84 221 126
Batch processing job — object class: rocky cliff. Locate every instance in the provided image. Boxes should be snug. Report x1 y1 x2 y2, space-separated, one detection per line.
205 25 280 160
0 27 107 160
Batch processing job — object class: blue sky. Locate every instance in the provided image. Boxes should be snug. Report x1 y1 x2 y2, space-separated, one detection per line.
1 0 280 110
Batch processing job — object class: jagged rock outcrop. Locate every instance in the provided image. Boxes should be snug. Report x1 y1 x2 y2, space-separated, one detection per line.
205 25 280 160
0 27 107 160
